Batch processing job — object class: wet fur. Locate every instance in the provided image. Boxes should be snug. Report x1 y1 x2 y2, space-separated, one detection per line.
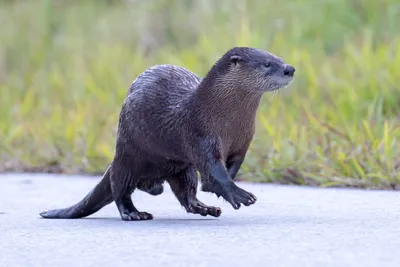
39 47 295 221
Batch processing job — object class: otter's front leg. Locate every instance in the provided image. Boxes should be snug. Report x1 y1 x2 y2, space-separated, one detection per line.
226 154 245 180
198 155 256 209
201 153 246 196
226 142 251 180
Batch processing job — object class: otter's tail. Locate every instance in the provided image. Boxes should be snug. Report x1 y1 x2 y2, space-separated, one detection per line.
39 165 114 219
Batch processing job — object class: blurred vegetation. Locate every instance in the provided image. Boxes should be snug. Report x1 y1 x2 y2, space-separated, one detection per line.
1 0 400 189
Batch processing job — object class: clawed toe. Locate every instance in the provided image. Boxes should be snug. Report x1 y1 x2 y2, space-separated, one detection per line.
137 212 153 220
187 200 222 218
210 207 222 217
121 211 153 221
203 181 257 210
228 186 257 209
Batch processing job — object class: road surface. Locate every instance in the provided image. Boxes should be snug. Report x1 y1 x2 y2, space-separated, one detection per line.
0 173 399 267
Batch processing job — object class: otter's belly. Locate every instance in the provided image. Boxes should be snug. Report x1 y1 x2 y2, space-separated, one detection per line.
139 157 189 179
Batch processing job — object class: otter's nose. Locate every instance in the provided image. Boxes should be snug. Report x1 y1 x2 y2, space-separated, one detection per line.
284 65 295 76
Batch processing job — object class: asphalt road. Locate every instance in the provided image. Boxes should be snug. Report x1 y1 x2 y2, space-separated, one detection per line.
0 173 399 267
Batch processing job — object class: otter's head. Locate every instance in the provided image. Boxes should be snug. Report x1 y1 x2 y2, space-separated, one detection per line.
217 47 295 93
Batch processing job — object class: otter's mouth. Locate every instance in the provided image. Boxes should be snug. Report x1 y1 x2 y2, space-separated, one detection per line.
266 77 293 92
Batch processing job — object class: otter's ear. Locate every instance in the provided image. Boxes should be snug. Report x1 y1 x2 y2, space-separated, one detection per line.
230 55 242 65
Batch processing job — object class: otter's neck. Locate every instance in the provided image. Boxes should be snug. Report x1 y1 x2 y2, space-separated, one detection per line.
187 73 263 134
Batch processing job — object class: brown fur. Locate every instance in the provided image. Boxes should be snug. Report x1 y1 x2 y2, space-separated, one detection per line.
39 47 295 221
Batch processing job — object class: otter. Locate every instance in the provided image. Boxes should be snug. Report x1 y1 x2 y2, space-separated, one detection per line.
39 47 295 221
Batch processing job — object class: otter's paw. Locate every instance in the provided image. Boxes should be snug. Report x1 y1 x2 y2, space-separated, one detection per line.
186 199 222 217
228 184 257 210
121 211 153 221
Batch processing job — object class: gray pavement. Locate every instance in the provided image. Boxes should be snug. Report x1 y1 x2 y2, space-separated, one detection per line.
0 173 399 267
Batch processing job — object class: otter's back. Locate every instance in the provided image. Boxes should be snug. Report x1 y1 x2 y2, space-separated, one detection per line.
124 64 202 117
118 64 202 159
127 64 201 99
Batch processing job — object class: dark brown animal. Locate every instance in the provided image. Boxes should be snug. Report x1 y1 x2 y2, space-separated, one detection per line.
39 47 295 221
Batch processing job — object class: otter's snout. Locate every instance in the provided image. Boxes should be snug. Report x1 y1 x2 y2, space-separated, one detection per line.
284 65 295 76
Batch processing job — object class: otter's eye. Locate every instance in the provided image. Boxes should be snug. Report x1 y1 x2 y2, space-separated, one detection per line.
264 62 271 68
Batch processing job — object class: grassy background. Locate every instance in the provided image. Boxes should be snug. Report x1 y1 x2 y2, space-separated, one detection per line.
1 0 400 189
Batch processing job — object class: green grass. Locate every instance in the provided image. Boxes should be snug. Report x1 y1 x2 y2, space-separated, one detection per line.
1 0 400 189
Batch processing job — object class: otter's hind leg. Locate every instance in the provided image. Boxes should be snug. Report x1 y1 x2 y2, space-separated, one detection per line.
110 161 153 221
167 167 222 217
